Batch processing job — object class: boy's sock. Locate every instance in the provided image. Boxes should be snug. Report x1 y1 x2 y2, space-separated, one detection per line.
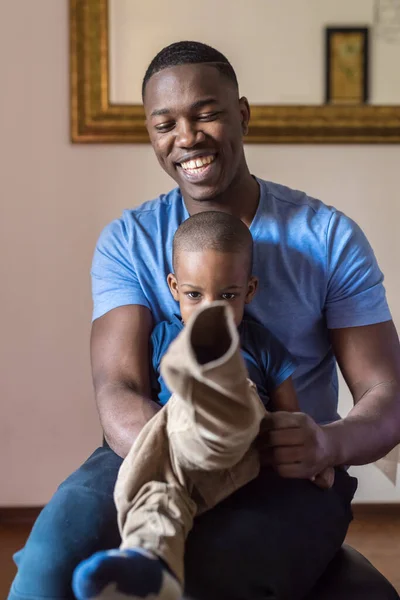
72 548 182 600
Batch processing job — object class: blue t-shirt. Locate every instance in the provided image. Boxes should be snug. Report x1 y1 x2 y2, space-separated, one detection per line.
91 178 391 424
150 315 297 407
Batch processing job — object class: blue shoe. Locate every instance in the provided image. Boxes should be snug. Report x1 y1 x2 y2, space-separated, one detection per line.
72 548 182 600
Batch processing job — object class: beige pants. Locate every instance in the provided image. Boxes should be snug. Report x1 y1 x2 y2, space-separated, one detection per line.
114 303 267 583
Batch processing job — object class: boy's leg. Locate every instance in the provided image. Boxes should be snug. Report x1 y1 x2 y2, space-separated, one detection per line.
163 302 266 508
8 449 358 600
167 380 264 511
7 445 122 600
116 404 196 582
72 404 195 599
73 303 267 599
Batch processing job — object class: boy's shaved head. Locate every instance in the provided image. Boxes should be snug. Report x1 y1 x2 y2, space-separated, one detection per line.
173 211 253 274
169 212 258 325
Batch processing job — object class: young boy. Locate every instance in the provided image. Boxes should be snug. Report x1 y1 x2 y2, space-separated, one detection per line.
73 212 333 600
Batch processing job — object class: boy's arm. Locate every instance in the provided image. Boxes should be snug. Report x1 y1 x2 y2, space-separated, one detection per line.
269 377 299 412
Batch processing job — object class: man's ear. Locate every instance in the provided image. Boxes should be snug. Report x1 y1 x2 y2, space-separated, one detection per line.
245 276 258 304
239 96 250 136
167 273 180 301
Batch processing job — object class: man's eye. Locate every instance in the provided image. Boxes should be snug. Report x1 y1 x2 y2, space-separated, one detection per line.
187 292 201 299
221 293 236 300
155 122 175 133
197 112 220 122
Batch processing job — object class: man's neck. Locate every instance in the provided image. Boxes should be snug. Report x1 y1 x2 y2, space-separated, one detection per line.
183 170 260 228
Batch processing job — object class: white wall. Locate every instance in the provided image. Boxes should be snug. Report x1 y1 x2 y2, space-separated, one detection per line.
0 0 399 505
110 0 400 104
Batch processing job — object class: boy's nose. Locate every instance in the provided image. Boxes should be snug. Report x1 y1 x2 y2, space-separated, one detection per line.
203 295 219 305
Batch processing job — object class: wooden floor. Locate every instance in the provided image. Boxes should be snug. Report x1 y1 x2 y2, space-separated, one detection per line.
345 506 400 593
1 508 399 598
1 522 30 599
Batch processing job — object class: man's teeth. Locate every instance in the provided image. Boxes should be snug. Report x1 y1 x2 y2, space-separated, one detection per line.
181 155 215 171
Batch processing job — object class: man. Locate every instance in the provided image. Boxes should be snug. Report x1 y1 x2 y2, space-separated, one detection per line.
9 41 400 600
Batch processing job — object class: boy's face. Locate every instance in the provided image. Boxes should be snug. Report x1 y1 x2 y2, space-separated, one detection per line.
167 250 258 326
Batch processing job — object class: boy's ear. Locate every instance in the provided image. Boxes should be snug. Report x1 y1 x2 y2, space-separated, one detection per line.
245 276 258 304
167 273 180 301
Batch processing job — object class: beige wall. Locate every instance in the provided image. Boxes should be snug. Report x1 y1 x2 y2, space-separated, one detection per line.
110 0 400 104
1 0 399 505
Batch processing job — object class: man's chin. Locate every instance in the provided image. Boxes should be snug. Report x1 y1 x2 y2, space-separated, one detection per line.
179 181 226 203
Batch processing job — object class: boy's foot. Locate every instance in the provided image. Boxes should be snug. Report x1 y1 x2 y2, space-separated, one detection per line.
72 548 182 600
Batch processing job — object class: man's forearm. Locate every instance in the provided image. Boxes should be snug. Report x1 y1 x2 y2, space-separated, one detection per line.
96 383 161 458
324 381 400 467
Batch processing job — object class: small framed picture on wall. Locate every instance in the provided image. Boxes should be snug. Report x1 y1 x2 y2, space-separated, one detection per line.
325 27 369 105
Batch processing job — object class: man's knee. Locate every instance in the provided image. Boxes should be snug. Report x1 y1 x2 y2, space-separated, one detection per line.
184 468 356 600
8 448 122 600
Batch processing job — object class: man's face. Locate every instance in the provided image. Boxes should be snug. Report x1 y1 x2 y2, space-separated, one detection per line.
144 64 250 202
167 250 258 326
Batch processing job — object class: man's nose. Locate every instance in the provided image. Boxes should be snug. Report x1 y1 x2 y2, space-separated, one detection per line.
175 120 205 148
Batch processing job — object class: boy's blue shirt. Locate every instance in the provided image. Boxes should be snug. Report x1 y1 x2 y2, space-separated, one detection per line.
150 314 297 407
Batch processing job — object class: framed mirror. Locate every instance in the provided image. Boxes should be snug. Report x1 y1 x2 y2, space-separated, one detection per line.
70 0 400 143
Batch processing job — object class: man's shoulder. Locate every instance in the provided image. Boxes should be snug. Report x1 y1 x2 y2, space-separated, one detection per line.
122 187 184 227
256 178 359 248
129 187 181 214
261 181 367 255
96 187 185 248
258 178 336 218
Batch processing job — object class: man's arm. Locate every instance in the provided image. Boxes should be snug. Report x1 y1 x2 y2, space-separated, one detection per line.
325 320 400 466
91 305 161 458
267 321 400 479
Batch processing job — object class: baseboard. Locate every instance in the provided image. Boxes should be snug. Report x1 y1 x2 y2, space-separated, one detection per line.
352 503 400 518
0 507 44 526
0 503 399 527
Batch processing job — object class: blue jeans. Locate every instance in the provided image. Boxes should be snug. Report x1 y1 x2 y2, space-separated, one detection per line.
8 445 357 600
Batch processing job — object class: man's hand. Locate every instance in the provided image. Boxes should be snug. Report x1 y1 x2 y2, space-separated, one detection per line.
258 322 400 476
312 467 335 490
263 411 334 480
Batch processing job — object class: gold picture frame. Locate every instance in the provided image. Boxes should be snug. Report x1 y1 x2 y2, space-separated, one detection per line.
326 28 369 106
70 0 400 144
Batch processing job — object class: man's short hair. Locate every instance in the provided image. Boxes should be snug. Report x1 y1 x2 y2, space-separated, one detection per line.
142 41 238 99
173 211 253 275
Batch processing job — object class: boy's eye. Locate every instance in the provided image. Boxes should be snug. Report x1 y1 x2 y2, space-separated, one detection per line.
221 293 236 300
186 292 201 299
